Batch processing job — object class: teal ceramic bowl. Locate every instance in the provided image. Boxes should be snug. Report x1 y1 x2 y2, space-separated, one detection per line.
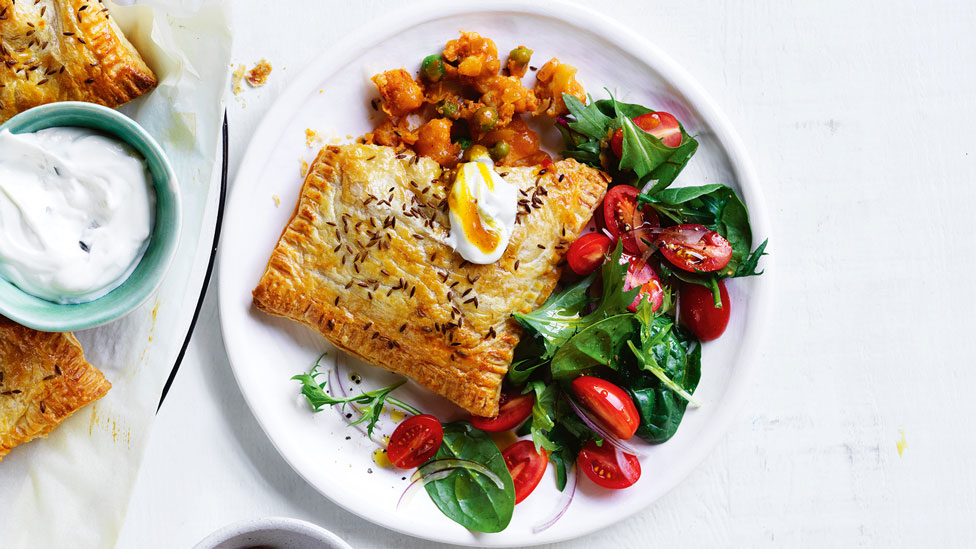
0 102 182 332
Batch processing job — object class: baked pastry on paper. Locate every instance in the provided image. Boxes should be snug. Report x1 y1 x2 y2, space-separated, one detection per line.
0 316 111 460
253 144 608 416
0 0 157 122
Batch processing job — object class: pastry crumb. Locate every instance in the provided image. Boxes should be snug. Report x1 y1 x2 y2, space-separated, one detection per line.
305 128 323 148
896 429 907 456
231 64 246 96
300 159 309 177
272 194 281 207
246 59 272 87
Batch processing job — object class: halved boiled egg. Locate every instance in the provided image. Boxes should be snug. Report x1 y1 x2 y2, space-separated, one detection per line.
445 148 517 264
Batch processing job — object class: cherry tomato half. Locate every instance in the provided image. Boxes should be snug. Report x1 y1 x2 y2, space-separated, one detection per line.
470 390 534 432
679 280 731 341
623 256 664 313
502 440 549 504
657 224 733 273
571 376 640 440
567 233 614 275
578 440 641 489
610 111 683 158
602 185 660 255
386 414 443 469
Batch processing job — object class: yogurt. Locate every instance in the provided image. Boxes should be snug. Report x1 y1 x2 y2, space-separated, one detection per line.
0 127 155 304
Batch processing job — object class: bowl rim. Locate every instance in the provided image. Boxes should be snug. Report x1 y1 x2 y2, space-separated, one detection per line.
0 101 182 332
191 516 353 549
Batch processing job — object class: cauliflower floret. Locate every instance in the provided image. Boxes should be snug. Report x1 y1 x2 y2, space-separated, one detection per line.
414 118 460 167
533 58 586 117
443 31 501 81
371 69 424 117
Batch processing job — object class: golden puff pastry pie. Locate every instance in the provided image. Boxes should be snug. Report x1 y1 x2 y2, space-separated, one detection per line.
0 0 156 122
0 315 111 461
253 144 608 416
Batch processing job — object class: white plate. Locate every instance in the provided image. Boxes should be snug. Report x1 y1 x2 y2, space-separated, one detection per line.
218 1 773 546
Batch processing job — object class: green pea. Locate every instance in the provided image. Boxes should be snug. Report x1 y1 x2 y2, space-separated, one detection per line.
472 106 499 132
421 54 445 82
437 100 458 118
490 141 511 160
509 46 532 66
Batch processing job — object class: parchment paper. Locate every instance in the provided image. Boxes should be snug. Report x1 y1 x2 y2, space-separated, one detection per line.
0 1 231 547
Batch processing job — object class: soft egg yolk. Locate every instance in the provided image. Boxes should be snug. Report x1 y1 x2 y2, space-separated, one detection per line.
448 162 502 254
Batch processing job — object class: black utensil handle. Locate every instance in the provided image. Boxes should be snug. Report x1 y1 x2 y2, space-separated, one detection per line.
157 111 229 412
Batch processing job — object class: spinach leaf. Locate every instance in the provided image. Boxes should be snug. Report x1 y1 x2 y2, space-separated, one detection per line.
653 183 726 205
507 358 545 386
560 138 602 167
615 315 702 444
630 298 698 405
546 405 594 491
507 335 548 385
512 273 594 359
587 241 641 318
524 380 559 452
513 242 638 357
550 315 637 379
549 447 571 491
424 422 516 533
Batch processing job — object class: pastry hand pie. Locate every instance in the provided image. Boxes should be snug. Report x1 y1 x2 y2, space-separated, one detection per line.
0 315 111 460
253 144 608 416
0 0 157 123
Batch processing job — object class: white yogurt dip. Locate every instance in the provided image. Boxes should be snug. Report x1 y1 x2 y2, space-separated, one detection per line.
0 127 156 304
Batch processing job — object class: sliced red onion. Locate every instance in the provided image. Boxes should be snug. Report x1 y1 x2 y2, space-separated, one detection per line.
397 468 456 509
627 204 663 256
532 463 578 533
565 397 643 456
397 460 506 510
325 366 375 442
332 360 351 398
416 458 504 489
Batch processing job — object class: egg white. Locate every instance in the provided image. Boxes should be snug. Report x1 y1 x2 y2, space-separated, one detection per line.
445 154 518 264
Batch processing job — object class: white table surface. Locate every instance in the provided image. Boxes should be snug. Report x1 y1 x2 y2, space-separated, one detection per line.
118 0 976 547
